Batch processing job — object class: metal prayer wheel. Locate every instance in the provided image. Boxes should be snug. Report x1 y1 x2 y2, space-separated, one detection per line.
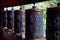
7 7 14 30
14 6 25 35
46 7 60 40
26 6 43 40
3 8 7 27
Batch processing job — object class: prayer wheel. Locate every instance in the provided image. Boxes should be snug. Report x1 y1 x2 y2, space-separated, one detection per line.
46 7 60 40
3 8 7 27
26 6 43 40
14 6 25 37
7 7 14 30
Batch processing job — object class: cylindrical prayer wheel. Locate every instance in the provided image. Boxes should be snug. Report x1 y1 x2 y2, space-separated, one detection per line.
3 8 7 27
7 8 14 30
26 6 43 40
46 7 60 40
14 7 25 35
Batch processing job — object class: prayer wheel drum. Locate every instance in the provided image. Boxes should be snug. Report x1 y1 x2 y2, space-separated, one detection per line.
14 8 25 35
46 7 60 40
3 9 7 27
26 6 43 40
7 8 14 30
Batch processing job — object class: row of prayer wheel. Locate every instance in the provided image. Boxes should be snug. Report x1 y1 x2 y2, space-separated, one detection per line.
2 6 43 40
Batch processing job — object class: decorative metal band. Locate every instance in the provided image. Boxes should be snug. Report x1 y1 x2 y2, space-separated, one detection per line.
26 9 43 12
